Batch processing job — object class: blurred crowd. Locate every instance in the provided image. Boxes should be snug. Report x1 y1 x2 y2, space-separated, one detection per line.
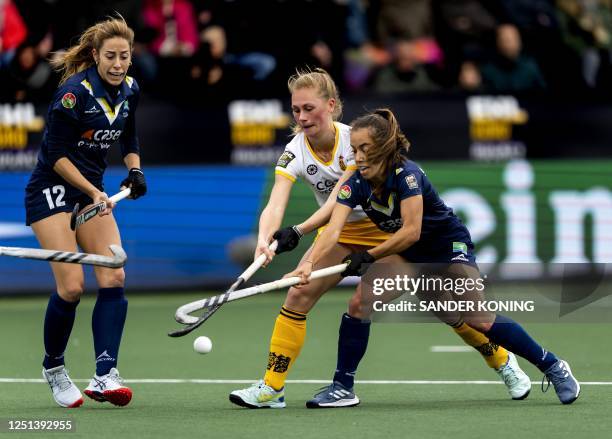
1 0 612 103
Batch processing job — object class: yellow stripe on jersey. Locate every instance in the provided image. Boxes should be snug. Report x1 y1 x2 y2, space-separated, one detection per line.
125 76 134 88
275 169 296 182
305 122 340 166
317 217 391 247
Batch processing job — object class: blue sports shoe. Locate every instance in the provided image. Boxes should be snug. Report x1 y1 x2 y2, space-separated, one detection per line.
306 382 360 408
542 359 580 404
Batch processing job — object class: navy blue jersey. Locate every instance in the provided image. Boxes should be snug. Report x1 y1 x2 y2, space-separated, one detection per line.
337 159 474 261
31 65 140 186
24 66 140 225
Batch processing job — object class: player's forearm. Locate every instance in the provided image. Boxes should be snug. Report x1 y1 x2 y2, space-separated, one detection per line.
308 224 342 265
123 152 141 170
297 201 333 235
53 158 100 198
367 225 420 260
258 203 286 242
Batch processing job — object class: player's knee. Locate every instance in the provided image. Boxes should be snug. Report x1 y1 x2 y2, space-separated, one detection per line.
58 281 84 301
100 268 125 288
285 286 316 313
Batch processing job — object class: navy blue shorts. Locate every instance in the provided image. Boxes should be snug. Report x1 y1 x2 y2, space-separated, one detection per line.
400 238 477 267
25 171 103 226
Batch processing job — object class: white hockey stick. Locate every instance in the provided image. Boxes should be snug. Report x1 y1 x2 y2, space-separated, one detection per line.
175 262 347 325
0 244 127 268
168 240 278 337
70 188 131 230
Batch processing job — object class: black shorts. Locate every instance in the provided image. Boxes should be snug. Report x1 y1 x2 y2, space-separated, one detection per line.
25 171 103 226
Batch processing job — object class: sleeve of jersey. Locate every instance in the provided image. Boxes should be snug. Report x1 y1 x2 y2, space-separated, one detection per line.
46 89 82 166
274 146 299 182
119 87 140 157
344 145 358 171
397 168 424 200
336 176 359 209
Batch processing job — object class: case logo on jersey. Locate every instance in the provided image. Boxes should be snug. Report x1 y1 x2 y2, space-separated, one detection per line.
405 174 418 189
276 151 295 168
339 155 346 171
338 185 352 200
307 164 318 175
61 93 76 109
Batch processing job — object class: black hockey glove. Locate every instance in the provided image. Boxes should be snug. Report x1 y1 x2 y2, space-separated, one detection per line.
273 226 303 254
120 168 147 199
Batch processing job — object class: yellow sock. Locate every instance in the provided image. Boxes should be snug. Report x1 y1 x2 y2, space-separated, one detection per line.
263 307 307 390
452 322 509 369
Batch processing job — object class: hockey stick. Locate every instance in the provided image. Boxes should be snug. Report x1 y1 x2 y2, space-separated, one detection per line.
0 244 127 268
168 240 279 338
70 188 131 231
173 262 347 326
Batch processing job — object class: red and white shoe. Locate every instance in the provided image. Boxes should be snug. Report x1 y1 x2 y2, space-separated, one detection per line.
84 368 132 406
42 366 84 408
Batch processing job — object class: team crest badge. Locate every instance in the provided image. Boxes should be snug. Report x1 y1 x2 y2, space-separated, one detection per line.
338 184 352 200
339 155 346 171
405 174 418 189
61 93 76 109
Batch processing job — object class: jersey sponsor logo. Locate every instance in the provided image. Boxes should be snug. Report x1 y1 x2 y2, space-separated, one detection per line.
339 155 346 171
84 105 100 114
451 253 469 262
307 164 318 175
81 129 122 142
405 174 418 189
338 184 352 200
276 151 295 168
61 93 76 109
315 178 337 194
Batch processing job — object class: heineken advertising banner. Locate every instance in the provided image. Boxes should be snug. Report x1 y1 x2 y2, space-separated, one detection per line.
269 159 612 280
1 161 610 292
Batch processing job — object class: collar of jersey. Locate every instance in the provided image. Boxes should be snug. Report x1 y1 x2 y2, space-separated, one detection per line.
85 65 133 102
304 122 339 166
358 163 397 206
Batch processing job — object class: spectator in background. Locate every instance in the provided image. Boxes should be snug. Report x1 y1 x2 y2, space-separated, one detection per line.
143 0 198 57
457 59 483 92
480 24 546 93
432 0 508 86
0 0 27 68
1 34 55 102
556 0 612 89
372 39 441 93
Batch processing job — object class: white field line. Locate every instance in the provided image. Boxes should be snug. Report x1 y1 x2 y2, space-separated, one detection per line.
1 378 611 385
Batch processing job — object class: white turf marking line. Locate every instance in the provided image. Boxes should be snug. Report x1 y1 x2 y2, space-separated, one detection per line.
1 378 611 385
430 345 473 353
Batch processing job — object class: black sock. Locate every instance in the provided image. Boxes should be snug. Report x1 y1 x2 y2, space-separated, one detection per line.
333 313 370 389
92 287 127 375
43 292 79 369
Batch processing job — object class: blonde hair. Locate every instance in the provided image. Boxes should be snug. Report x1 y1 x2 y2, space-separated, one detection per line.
51 16 134 85
287 67 342 134
350 108 411 175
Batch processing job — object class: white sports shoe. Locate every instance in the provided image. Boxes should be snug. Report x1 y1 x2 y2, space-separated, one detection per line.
229 380 286 408
496 352 532 400
84 367 132 406
42 366 83 408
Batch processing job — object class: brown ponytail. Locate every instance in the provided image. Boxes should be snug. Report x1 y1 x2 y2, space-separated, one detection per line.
50 16 134 85
350 108 411 171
